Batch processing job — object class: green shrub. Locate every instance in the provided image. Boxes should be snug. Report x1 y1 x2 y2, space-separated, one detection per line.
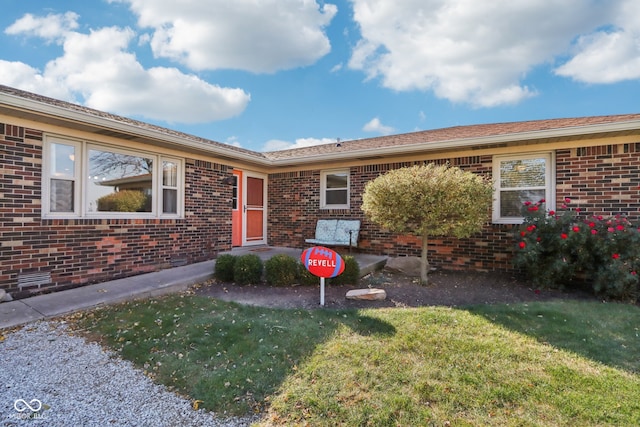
513 198 640 301
97 190 149 212
214 254 236 282
233 254 263 285
330 255 360 285
298 263 320 286
265 254 299 286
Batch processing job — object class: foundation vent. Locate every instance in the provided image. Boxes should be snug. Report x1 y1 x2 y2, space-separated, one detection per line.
18 272 52 290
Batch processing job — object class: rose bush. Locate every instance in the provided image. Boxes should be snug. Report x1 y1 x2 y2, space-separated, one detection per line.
513 198 640 301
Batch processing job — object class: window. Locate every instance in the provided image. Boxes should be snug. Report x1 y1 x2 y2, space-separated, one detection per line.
321 170 350 209
493 153 554 224
47 140 80 215
231 175 238 210
162 160 179 214
43 137 183 218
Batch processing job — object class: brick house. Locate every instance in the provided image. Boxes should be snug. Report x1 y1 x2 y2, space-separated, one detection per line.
2 84 640 296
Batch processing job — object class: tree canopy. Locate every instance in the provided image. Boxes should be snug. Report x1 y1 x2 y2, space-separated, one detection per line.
361 163 493 284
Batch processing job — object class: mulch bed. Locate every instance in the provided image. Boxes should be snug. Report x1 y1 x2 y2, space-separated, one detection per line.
194 269 597 310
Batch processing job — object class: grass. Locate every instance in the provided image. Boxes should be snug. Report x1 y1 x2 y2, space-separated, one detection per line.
74 294 640 426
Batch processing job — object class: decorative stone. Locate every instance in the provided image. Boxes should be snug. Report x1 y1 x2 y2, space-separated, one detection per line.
346 288 387 301
384 256 422 277
0 289 7 303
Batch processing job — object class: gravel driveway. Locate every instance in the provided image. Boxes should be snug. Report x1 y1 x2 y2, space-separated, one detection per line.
1 321 257 427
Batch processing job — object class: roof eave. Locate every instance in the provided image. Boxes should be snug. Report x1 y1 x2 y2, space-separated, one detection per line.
268 119 640 166
0 91 271 166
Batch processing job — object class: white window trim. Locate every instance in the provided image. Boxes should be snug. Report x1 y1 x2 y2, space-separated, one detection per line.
492 152 555 224
43 137 82 217
320 169 350 209
43 136 184 219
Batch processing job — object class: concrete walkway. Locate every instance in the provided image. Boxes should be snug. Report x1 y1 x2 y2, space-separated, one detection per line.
0 247 387 330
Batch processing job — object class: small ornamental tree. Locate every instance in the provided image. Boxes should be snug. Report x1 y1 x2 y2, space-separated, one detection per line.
362 163 493 284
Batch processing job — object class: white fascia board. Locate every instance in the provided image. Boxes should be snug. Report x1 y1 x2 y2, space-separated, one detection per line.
269 119 640 166
0 92 269 165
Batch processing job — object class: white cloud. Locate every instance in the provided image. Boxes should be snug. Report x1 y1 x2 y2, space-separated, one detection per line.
347 0 629 107
112 0 337 73
363 117 394 135
223 136 242 148
0 60 73 100
554 1 640 83
555 31 640 83
263 137 336 152
5 12 79 41
1 13 250 123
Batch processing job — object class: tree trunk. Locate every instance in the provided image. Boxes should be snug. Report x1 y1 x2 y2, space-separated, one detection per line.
420 232 429 285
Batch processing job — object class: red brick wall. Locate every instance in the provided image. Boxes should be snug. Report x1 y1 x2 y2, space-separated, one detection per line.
268 155 518 272
268 146 640 273
0 122 233 295
556 144 640 219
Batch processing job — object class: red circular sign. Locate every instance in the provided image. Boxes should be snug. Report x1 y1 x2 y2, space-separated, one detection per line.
301 246 345 278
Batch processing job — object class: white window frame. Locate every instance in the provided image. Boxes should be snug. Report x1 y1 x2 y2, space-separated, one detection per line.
320 169 350 209
492 152 555 224
43 136 184 219
43 138 82 217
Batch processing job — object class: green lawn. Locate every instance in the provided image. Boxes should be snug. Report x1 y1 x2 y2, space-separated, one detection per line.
75 294 640 426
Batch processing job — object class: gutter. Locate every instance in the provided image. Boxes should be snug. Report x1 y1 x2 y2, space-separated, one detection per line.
0 90 270 166
267 119 640 166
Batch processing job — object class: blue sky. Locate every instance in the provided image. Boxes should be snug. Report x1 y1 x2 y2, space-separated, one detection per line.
1 0 639 152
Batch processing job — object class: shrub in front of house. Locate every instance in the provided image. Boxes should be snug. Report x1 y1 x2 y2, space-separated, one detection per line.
298 263 320 286
233 254 263 285
329 255 360 285
214 254 236 282
265 254 299 286
513 198 640 301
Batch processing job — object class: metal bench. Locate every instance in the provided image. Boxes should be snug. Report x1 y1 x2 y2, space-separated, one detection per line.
305 219 360 251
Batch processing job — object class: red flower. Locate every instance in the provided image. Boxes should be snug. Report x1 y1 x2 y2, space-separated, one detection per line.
608 227 615 232
591 229 597 235
519 242 526 249
572 226 580 232
539 198 546 203
528 206 539 212
564 197 571 203
520 231 526 237
526 225 536 232
536 237 541 242
523 201 532 206
612 253 620 259
632 271 637 276
588 222 596 228
548 210 555 216
616 225 625 231
575 208 581 212
561 233 568 239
